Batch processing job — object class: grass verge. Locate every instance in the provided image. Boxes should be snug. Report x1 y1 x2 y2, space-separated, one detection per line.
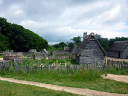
103 68 128 75
0 80 79 96
0 70 128 94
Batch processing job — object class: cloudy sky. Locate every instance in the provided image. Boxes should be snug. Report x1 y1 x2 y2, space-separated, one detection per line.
0 0 128 44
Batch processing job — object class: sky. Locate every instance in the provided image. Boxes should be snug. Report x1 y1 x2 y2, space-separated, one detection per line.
0 0 128 45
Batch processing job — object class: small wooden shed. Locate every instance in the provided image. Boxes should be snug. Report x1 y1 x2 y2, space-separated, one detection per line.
76 32 107 65
108 41 128 59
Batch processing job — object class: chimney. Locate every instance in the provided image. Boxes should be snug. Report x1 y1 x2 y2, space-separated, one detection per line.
91 32 94 36
83 32 87 41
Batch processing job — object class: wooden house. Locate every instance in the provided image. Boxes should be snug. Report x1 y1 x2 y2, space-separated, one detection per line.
53 50 69 56
68 44 78 55
108 41 128 59
76 32 107 65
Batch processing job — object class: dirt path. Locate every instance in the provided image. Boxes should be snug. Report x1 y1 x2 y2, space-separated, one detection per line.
102 74 128 83
0 58 3 61
0 77 128 96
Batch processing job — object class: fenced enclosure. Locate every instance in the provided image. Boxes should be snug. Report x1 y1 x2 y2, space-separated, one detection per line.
0 59 128 73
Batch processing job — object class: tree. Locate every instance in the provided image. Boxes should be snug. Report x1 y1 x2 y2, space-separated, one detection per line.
71 36 81 44
53 42 67 50
0 17 48 52
109 37 128 46
0 33 10 51
67 42 74 47
96 34 110 51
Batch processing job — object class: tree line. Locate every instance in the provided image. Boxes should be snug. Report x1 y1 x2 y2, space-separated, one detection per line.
0 17 48 52
52 35 128 51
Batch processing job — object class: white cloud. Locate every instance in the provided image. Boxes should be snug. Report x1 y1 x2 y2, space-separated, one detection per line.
48 42 60 45
0 0 128 42
9 5 24 16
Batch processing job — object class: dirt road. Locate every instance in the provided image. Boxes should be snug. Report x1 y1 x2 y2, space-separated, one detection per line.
0 58 3 61
102 74 128 83
0 77 127 96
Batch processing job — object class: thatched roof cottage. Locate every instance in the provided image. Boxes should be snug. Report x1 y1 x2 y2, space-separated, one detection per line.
109 41 128 59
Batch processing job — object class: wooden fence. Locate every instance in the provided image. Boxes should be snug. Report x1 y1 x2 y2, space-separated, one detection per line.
106 56 128 64
47 55 76 60
0 61 128 73
0 56 128 73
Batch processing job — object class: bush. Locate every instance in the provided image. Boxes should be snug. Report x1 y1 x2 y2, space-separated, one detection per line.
49 59 57 64
58 59 67 63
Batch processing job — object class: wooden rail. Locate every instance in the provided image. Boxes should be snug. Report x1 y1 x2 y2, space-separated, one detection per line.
106 56 128 64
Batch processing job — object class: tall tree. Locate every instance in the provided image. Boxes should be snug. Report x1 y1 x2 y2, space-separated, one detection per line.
71 36 81 44
96 34 110 51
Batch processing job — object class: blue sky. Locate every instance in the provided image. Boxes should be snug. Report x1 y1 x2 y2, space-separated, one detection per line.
0 0 128 45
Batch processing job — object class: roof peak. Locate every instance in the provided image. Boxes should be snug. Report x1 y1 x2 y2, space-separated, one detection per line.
114 41 128 43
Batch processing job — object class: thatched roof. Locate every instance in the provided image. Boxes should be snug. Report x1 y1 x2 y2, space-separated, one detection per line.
53 50 69 55
64 47 70 51
76 33 107 56
29 49 37 53
41 49 48 54
110 41 128 52
68 44 78 54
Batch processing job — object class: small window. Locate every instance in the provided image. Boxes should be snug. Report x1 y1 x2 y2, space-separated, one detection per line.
118 52 120 58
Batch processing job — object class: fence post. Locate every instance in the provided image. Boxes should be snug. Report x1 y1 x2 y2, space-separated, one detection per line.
66 65 69 73
41 65 42 71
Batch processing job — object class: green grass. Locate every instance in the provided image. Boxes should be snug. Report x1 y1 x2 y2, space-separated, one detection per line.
103 68 128 75
0 54 3 58
0 70 128 94
0 80 79 96
15 58 78 67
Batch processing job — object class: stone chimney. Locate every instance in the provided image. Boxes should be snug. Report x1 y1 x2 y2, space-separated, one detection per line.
83 32 87 41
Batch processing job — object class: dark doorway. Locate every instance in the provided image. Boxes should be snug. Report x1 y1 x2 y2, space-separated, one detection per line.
118 52 120 58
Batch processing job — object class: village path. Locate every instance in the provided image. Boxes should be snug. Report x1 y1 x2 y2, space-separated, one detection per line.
0 58 3 61
102 74 128 83
0 77 128 96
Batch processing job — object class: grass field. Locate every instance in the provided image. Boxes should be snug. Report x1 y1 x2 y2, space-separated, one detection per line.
0 80 79 96
0 70 128 94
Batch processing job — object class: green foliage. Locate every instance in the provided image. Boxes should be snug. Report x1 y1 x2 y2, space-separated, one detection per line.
52 36 81 50
47 45 56 55
49 59 57 64
58 59 67 63
52 42 67 50
11 58 78 67
22 59 31 66
0 33 10 51
0 54 3 58
0 17 48 52
71 36 81 44
109 37 128 46
103 68 128 75
96 34 128 51
67 42 74 47
96 34 110 51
